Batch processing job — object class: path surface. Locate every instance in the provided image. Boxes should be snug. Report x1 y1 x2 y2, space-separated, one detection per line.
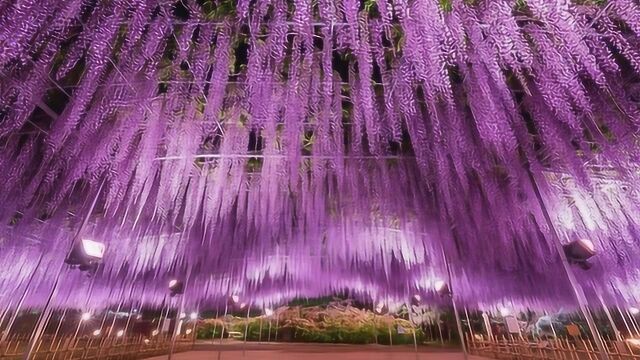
145 342 491 360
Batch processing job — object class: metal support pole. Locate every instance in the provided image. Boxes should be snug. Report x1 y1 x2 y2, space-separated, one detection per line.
168 297 183 360
274 310 279 342
1 254 43 344
217 303 228 360
407 304 418 352
243 303 251 344
0 300 12 334
443 247 468 360
48 308 68 354
482 312 493 340
595 288 622 341
22 261 65 360
23 180 104 360
627 310 640 336
465 308 474 339
219 303 228 344
437 313 444 346
211 309 219 344
168 264 192 360
617 305 633 337
527 168 609 360
543 311 558 338
243 303 252 357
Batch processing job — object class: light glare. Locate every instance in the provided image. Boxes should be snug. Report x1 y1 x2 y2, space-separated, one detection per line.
81 239 105 259
579 238 595 252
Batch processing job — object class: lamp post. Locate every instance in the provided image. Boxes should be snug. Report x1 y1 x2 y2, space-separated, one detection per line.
526 168 609 360
168 264 191 360
22 180 105 360
441 246 468 360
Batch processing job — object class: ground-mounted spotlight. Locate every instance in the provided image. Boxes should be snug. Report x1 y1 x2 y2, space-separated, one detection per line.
631 307 640 315
81 312 92 321
144 339 150 345
168 279 184 297
136 314 142 320
151 330 159 337
189 312 198 320
264 308 274 317
185 329 192 335
65 239 105 275
563 239 596 269
231 295 240 303
239 302 247 310
92 329 101 337
116 330 124 337
434 280 451 297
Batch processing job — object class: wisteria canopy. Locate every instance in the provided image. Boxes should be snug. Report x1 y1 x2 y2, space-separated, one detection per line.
0 0 640 313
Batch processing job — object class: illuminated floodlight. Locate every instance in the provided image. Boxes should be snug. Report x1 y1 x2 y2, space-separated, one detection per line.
231 295 240 303
185 329 192 335
264 308 274 317
81 312 92 321
136 314 142 320
434 280 451 296
189 312 198 320
180 312 186 319
239 302 247 309
631 307 640 315
168 279 184 296
500 307 511 317
563 239 596 270
81 240 105 259
374 302 386 314
144 339 150 345
92 329 101 336
151 330 159 336
65 239 105 274
116 330 124 337
413 294 422 302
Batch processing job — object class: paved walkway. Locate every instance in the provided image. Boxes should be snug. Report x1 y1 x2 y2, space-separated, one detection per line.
145 342 491 360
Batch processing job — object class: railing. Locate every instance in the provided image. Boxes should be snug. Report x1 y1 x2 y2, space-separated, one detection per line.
0 334 193 359
468 335 640 360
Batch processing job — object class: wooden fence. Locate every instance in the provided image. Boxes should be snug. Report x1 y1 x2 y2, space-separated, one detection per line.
0 334 192 359
468 335 640 360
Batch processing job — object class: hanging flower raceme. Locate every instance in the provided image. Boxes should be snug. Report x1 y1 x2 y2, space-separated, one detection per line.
0 0 639 308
